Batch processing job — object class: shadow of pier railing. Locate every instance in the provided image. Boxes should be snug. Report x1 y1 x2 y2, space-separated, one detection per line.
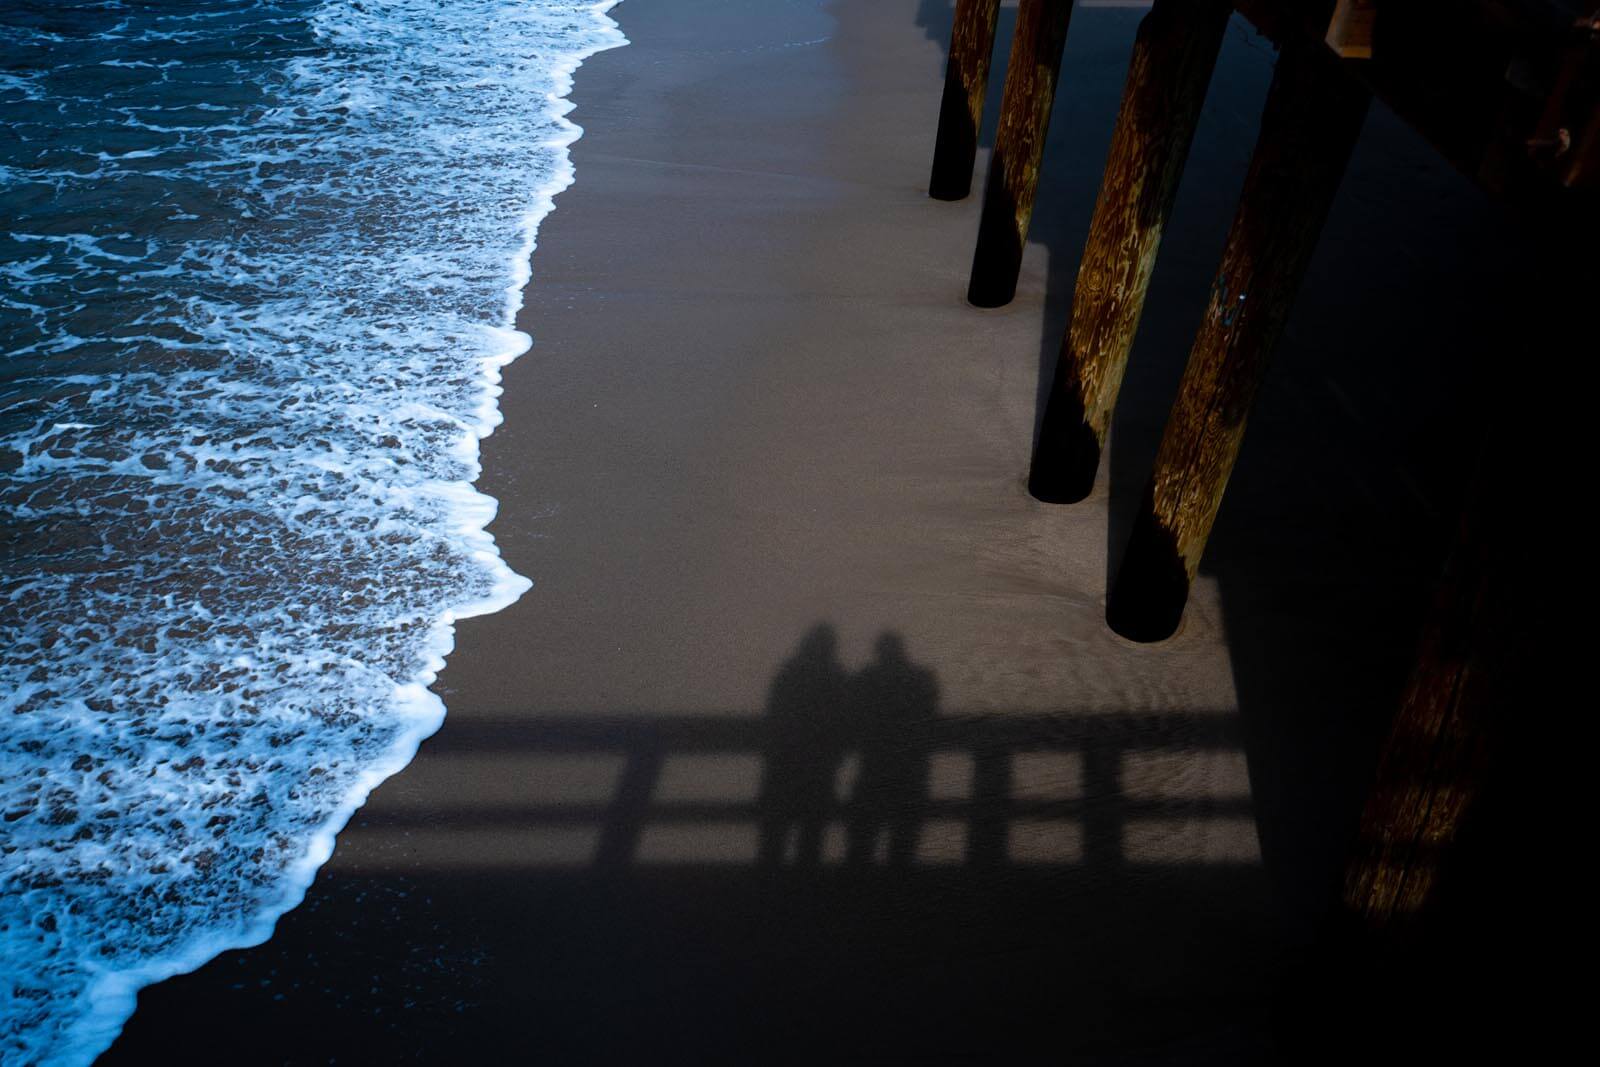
105 660 1292 1066
335 707 1260 876
109 710 1286 1066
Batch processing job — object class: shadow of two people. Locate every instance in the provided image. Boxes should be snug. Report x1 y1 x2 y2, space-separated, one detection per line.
758 623 939 869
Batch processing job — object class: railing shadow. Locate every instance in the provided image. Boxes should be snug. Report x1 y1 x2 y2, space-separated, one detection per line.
106 625 1281 1065
337 704 1256 875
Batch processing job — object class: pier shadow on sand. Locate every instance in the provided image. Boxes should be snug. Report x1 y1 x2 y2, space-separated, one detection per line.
106 624 1281 1066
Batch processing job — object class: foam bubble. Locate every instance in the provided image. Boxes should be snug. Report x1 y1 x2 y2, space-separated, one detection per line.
0 2 626 1062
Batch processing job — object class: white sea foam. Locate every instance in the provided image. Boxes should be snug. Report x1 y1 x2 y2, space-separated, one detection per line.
0 2 626 1062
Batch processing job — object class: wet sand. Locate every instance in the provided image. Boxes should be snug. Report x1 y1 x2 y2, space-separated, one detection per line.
106 0 1528 1062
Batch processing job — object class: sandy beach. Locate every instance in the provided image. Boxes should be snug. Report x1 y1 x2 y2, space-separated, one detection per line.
100 0 1531 1061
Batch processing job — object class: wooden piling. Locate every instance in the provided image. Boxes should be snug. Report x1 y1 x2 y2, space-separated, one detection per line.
967 0 1073 308
1106 40 1369 642
1342 482 1499 928
1029 0 1233 503
929 0 1003 201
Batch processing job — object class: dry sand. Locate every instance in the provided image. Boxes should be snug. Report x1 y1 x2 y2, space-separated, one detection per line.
105 0 1526 1062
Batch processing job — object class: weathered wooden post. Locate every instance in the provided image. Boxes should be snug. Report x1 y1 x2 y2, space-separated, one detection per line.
1106 39 1370 642
929 0 1003 201
967 0 1074 308
1342 483 1500 927
1028 0 1233 503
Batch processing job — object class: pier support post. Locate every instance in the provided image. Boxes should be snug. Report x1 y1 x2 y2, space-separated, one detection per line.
930 0 1003 201
967 0 1073 308
1342 481 1500 928
1106 40 1369 642
1028 0 1233 503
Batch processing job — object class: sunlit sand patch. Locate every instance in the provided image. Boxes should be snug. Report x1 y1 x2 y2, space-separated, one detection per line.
927 750 974 800
833 751 861 801
821 821 850 865
1123 818 1261 865
915 819 969 865
1010 751 1083 800
1121 748 1252 801
635 821 760 865
376 753 626 809
652 754 762 804
1006 819 1084 865
336 826 603 871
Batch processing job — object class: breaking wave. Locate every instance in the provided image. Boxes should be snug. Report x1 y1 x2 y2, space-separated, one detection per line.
0 1 625 1061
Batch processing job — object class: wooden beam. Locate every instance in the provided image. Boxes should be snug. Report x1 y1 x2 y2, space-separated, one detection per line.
967 0 1074 308
1106 39 1369 642
1342 479 1499 927
1029 0 1233 504
929 0 1004 201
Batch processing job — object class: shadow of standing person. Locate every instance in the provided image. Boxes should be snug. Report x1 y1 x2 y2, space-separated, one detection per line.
758 623 848 867
846 632 939 868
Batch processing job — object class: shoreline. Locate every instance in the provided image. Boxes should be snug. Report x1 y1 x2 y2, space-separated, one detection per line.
45 6 629 1064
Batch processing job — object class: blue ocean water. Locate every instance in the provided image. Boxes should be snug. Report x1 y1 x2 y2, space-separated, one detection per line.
0 1 624 1061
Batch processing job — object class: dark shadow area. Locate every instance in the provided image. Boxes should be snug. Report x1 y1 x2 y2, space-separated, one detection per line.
107 626 1280 1065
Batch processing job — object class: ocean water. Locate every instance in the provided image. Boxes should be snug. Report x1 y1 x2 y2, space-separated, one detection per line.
0 1 624 1062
